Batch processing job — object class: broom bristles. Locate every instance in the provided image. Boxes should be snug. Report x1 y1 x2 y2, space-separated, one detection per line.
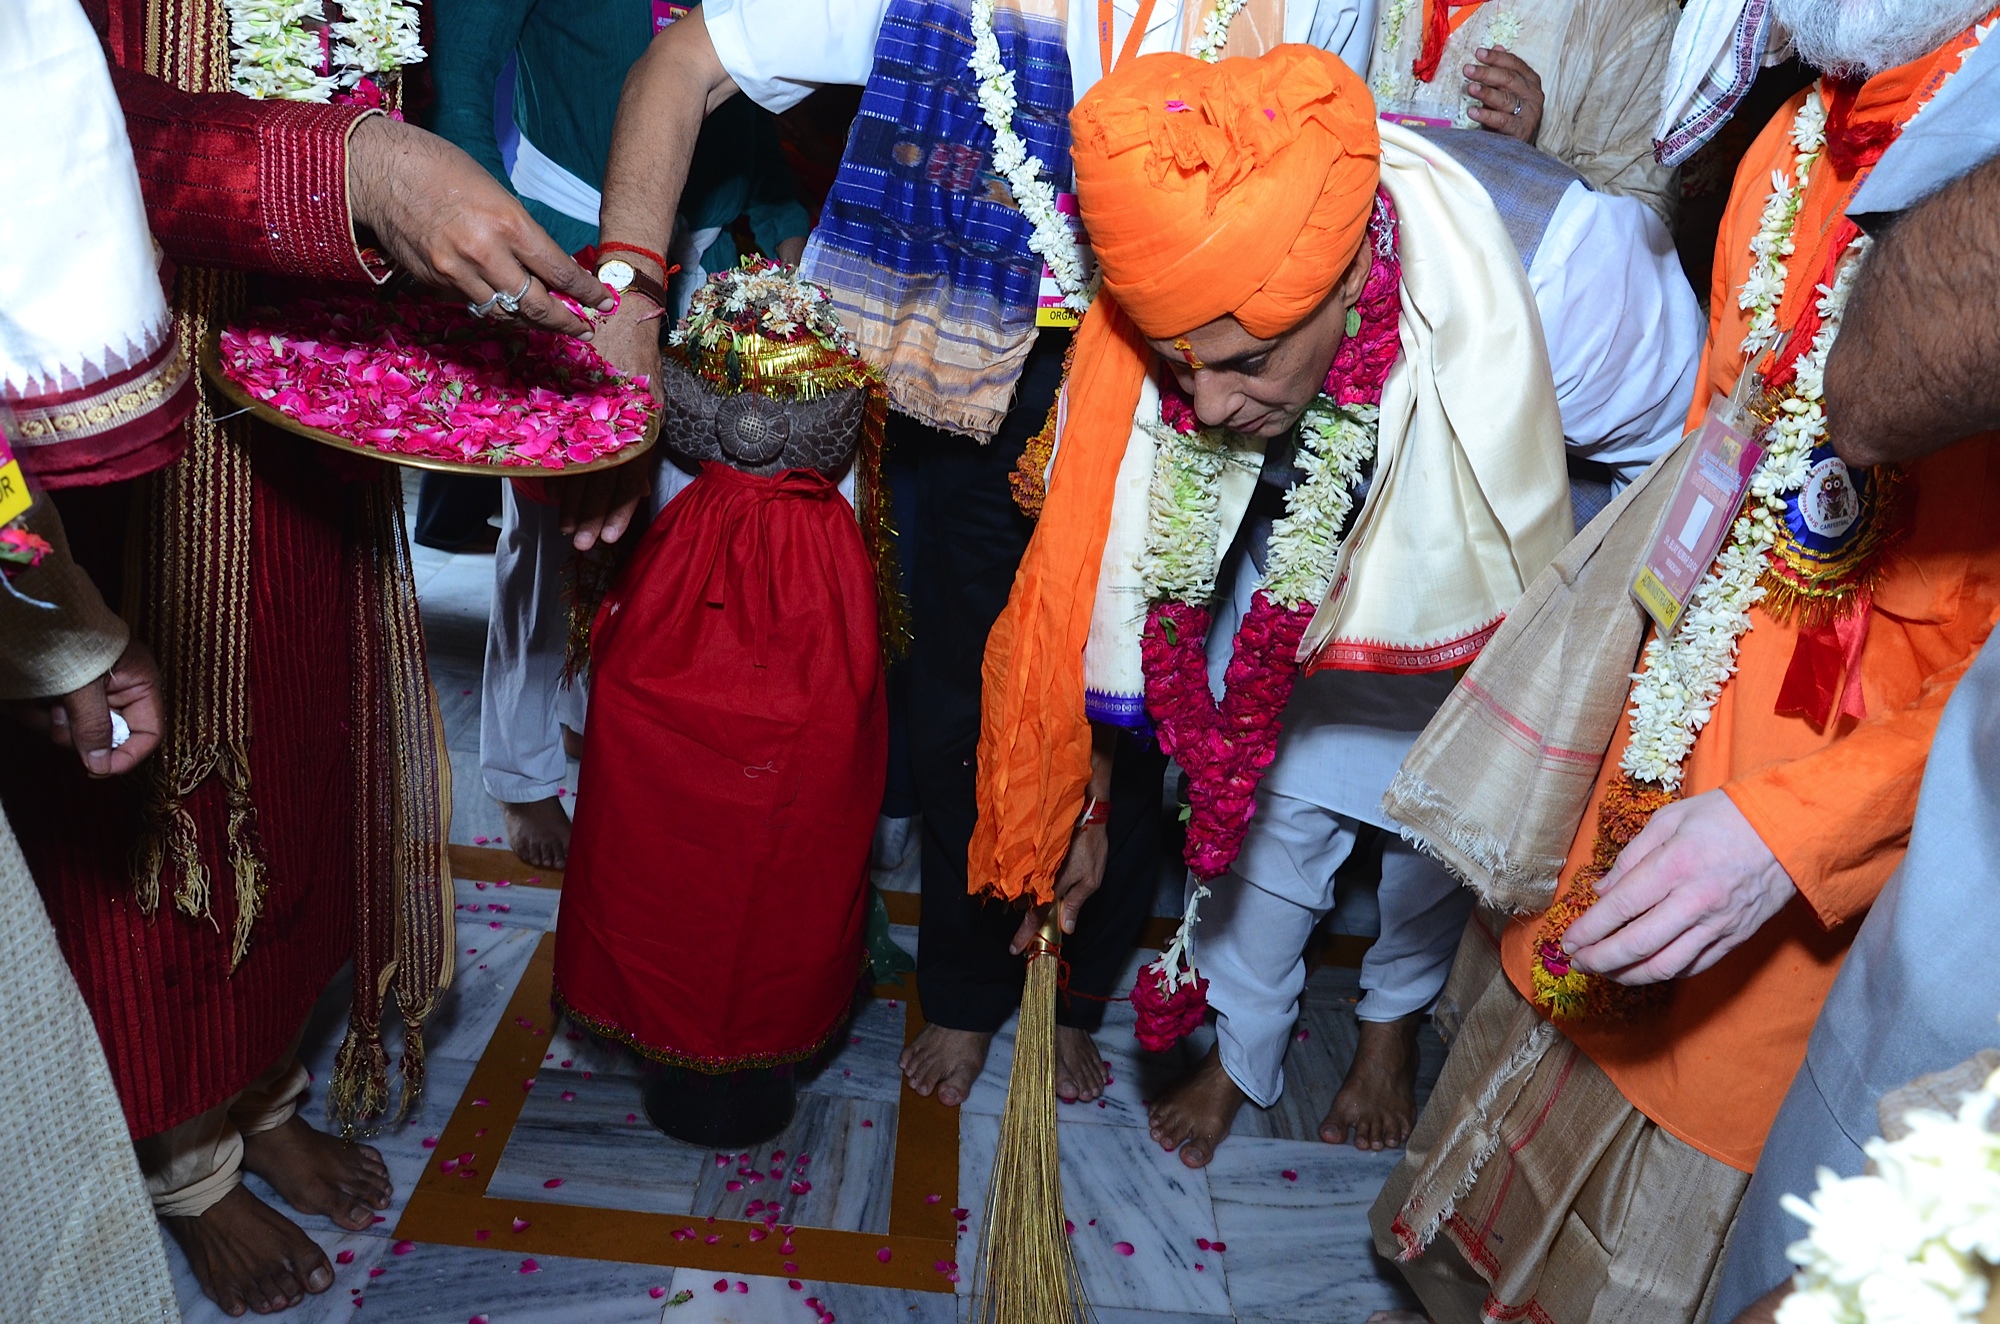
973 918 1094 1323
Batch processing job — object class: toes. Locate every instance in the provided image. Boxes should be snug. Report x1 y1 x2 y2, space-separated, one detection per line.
936 1084 965 1108
305 1258 335 1294
1179 1142 1210 1169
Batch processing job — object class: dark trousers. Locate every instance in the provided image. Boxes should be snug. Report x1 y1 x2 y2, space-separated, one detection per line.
898 331 1168 1035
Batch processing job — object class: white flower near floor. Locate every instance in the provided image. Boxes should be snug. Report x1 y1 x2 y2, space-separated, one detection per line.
1778 1065 2000 1324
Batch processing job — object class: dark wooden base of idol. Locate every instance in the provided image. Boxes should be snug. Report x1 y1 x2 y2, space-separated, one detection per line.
640 1062 799 1149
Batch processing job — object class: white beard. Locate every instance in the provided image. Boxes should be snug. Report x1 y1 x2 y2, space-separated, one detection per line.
1771 0 1990 77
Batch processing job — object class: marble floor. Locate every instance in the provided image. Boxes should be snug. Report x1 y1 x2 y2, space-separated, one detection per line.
162 486 1437 1323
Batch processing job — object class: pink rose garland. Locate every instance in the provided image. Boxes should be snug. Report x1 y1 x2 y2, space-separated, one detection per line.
1131 190 1402 1052
218 292 653 469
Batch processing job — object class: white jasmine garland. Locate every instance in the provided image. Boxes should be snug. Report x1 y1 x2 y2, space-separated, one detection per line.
1138 398 1375 611
968 0 1246 312
1263 400 1376 608
1620 106 1869 790
329 0 425 84
1777 1063 2000 1324
223 0 423 102
1156 885 1211 994
968 0 1092 309
1741 91 1828 359
1189 0 1253 63
1371 0 1414 102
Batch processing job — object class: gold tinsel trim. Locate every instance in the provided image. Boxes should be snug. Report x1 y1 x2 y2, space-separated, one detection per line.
1528 775 1677 1022
1758 465 1904 629
1009 337 1076 520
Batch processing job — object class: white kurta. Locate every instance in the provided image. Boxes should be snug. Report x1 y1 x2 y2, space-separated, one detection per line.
1197 180 1701 1107
703 0 1378 114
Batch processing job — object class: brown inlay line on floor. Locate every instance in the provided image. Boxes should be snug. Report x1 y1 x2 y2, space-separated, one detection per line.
450 843 562 888
395 929 960 1293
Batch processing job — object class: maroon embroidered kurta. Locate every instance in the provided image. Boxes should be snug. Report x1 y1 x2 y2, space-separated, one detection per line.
0 0 448 1139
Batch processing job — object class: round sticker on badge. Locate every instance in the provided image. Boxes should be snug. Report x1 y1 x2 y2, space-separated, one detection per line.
1800 455 1861 540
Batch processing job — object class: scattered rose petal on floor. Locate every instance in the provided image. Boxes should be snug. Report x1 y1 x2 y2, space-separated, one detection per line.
876 1248 892 1263
421 1136 439 1149
925 1193 941 1204
369 1268 385 1279
713 1279 728 1293
474 1230 489 1241
1113 1242 1135 1256
472 1098 490 1107
489 920 502 929
542 1178 563 1188
727 1180 743 1192
627 1113 638 1122
705 1235 720 1245
470 1315 489 1323
559 1059 572 1068
784 1262 800 1274
476 1128 488 1138
1282 1169 1298 1181
392 1241 415 1256
512 1218 531 1232
749 1227 768 1241
789 1280 802 1290
1211 1241 1227 1252
1065 1219 1075 1236
860 1120 873 1128
1195 1263 1205 1272
951 1208 969 1221
519 1259 539 1274
735 1282 748 1293
474 837 488 845
1296 1028 1311 1041
648 1287 665 1299
1197 1238 1211 1250
560 1090 577 1101
336 1250 355 1264
440 1158 459 1173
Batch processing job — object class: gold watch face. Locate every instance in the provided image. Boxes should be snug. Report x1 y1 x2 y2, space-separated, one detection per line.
596 259 636 292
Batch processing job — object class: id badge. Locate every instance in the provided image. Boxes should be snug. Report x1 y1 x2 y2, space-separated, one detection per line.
1632 396 1763 633
1035 192 1088 329
0 430 29 529
652 1 690 32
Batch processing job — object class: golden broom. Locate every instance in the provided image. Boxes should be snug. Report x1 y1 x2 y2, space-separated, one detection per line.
972 912 1095 1323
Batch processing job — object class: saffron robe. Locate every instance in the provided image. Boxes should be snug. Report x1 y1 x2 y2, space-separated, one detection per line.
1497 40 2000 1174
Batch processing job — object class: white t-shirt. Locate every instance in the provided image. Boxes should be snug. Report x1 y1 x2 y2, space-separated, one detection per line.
703 0 1377 114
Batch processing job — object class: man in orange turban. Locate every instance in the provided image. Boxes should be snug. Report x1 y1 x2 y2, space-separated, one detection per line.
975 40 1702 1187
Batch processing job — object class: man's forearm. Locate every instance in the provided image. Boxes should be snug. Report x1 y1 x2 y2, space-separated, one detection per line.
1826 151 2000 467
597 13 741 267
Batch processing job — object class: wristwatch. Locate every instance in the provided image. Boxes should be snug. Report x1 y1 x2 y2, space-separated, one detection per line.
595 257 672 313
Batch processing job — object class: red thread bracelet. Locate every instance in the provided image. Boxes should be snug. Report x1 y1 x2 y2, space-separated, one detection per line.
1077 796 1111 829
597 240 668 272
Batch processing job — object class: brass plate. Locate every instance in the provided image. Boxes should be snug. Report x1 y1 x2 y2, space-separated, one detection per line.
198 327 658 477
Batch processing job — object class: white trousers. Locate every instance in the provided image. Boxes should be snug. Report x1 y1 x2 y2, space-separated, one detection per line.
1192 789 1472 1108
481 468 696 805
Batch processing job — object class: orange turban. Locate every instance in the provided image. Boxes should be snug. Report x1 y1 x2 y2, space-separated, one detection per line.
1075 46 1382 340
970 48 1382 906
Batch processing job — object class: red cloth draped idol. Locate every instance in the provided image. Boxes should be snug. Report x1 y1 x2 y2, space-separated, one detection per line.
557 463 886 1069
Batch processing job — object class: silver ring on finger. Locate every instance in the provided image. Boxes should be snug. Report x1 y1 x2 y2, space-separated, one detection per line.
467 290 504 318
493 275 534 316
1511 99 1523 116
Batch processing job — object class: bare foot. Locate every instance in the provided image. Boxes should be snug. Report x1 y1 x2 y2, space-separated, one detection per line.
1147 1044 1247 1169
163 1184 335 1316
241 1115 392 1231
1364 1312 1431 1323
899 1025 992 1107
502 796 571 870
1320 1012 1422 1151
1054 1028 1107 1103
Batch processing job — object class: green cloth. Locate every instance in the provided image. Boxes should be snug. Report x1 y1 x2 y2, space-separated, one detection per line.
430 0 809 265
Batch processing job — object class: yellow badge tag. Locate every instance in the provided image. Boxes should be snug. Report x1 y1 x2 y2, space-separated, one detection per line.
0 432 29 528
